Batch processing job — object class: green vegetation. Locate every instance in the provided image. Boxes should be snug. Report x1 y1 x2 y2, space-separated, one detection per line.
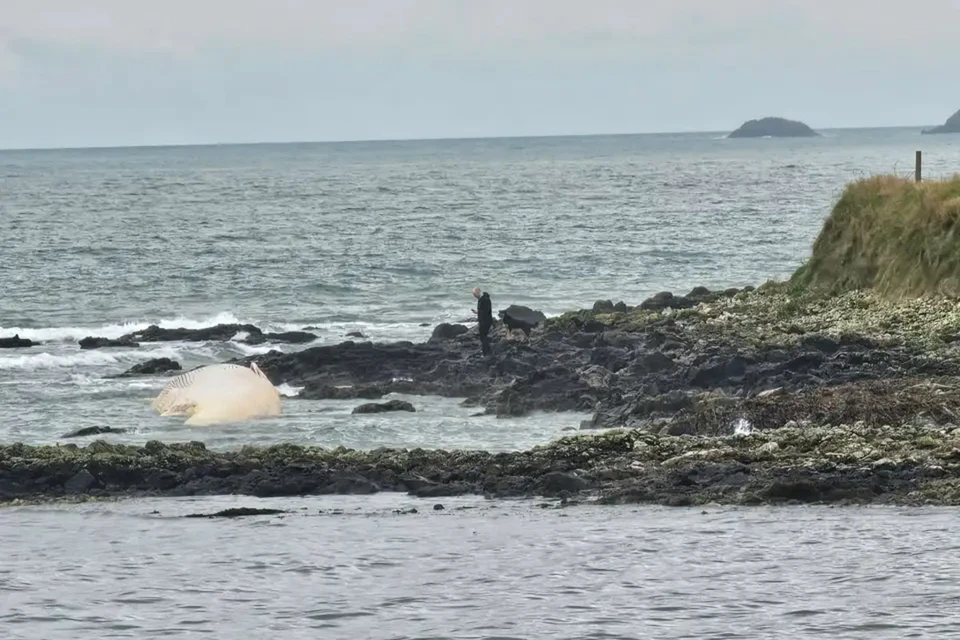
792 175 960 298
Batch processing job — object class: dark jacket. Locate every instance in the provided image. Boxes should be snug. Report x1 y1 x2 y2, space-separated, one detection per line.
477 292 493 332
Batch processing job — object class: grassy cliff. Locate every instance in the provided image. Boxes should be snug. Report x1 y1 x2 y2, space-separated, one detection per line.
792 175 960 297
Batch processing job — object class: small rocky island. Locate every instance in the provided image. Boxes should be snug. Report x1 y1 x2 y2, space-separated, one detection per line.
921 108 960 135
728 117 819 138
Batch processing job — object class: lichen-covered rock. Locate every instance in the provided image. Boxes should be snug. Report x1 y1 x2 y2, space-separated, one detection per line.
4 423 960 506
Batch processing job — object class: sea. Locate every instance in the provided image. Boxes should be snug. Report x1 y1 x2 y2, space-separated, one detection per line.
3 127 960 638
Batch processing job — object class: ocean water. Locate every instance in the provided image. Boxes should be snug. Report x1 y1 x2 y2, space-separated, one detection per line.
3 127 960 448
4 129 960 638
5 496 960 639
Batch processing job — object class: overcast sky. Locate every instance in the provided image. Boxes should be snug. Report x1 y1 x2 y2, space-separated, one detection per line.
1 0 958 148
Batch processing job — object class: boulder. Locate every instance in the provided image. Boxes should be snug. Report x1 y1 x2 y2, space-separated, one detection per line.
79 336 140 349
0 334 35 349
111 357 182 377
429 323 469 342
353 399 416 414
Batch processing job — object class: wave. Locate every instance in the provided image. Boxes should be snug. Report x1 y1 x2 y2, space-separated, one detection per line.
0 312 445 346
0 345 184 371
0 312 246 344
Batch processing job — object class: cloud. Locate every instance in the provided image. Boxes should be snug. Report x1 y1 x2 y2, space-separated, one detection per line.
3 0 957 61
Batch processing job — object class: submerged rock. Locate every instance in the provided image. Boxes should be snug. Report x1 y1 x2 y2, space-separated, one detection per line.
120 323 263 343
184 508 286 518
79 336 140 349
61 426 128 438
0 334 35 349
110 357 182 377
353 399 416 414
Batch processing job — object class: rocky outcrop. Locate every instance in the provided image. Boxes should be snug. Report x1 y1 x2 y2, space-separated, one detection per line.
110 357 182 377
5 424 960 506
0 334 35 349
429 323 469 342
728 117 819 138
353 399 416 414
79 336 140 349
232 285 960 437
922 108 960 135
117 323 316 345
61 426 128 438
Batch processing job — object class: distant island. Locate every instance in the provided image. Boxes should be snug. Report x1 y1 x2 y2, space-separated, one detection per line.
727 117 819 138
921 108 960 135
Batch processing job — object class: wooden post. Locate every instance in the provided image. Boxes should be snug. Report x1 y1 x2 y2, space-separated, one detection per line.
916 150 922 183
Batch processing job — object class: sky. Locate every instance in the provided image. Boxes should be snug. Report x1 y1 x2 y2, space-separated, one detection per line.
1 0 959 149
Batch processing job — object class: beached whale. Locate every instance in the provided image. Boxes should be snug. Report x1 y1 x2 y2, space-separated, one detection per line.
152 362 282 425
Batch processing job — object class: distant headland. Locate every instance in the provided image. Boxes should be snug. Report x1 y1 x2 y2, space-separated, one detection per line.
727 117 819 139
921 108 960 135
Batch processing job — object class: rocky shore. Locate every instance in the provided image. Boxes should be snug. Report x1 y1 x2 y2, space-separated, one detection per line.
5 279 960 506
5 422 960 506
238 283 960 437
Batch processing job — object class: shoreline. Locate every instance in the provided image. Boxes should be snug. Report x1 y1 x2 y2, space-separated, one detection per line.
6 279 960 507
3 421 960 507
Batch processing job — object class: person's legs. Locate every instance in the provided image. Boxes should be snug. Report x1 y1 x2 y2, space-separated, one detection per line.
479 328 491 355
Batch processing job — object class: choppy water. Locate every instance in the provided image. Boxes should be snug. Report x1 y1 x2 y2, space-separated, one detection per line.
4 130 960 638
4 496 960 639
3 128 960 448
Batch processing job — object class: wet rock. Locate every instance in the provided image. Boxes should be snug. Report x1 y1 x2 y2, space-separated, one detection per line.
79 336 140 349
0 334 35 349
346 331 365 338
65 469 97 494
62 426 128 438
539 471 592 496
185 508 286 518
244 331 318 345
353 399 416 414
429 323 469 342
300 383 385 400
111 357 182 377
120 323 264 343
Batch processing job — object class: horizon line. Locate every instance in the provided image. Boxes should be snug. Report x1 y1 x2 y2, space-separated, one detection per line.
0 124 935 153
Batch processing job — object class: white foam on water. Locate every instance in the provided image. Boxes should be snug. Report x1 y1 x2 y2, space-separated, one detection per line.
733 418 754 435
276 383 303 397
0 312 245 343
0 345 185 371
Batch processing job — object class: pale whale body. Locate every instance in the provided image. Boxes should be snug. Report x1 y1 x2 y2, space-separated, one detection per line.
152 362 282 425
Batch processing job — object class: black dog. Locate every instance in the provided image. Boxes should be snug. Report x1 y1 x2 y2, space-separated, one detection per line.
500 311 535 338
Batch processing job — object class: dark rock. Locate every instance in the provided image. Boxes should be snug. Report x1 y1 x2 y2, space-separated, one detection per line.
65 469 97 494
244 331 318 345
79 336 140 349
429 323 469 342
539 471 591 496
0 334 35 349
346 331 365 338
433 504 445 511
922 108 960 135
111 357 182 377
185 508 286 518
728 117 819 138
499 305 547 326
62 426 128 439
120 323 263 343
593 300 615 313
353 399 416 414
300 383 385 400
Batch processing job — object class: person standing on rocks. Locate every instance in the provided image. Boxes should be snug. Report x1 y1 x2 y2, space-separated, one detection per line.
472 287 493 356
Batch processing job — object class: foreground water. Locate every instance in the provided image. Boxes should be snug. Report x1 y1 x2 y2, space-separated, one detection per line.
3 128 960 446
2 495 958 639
